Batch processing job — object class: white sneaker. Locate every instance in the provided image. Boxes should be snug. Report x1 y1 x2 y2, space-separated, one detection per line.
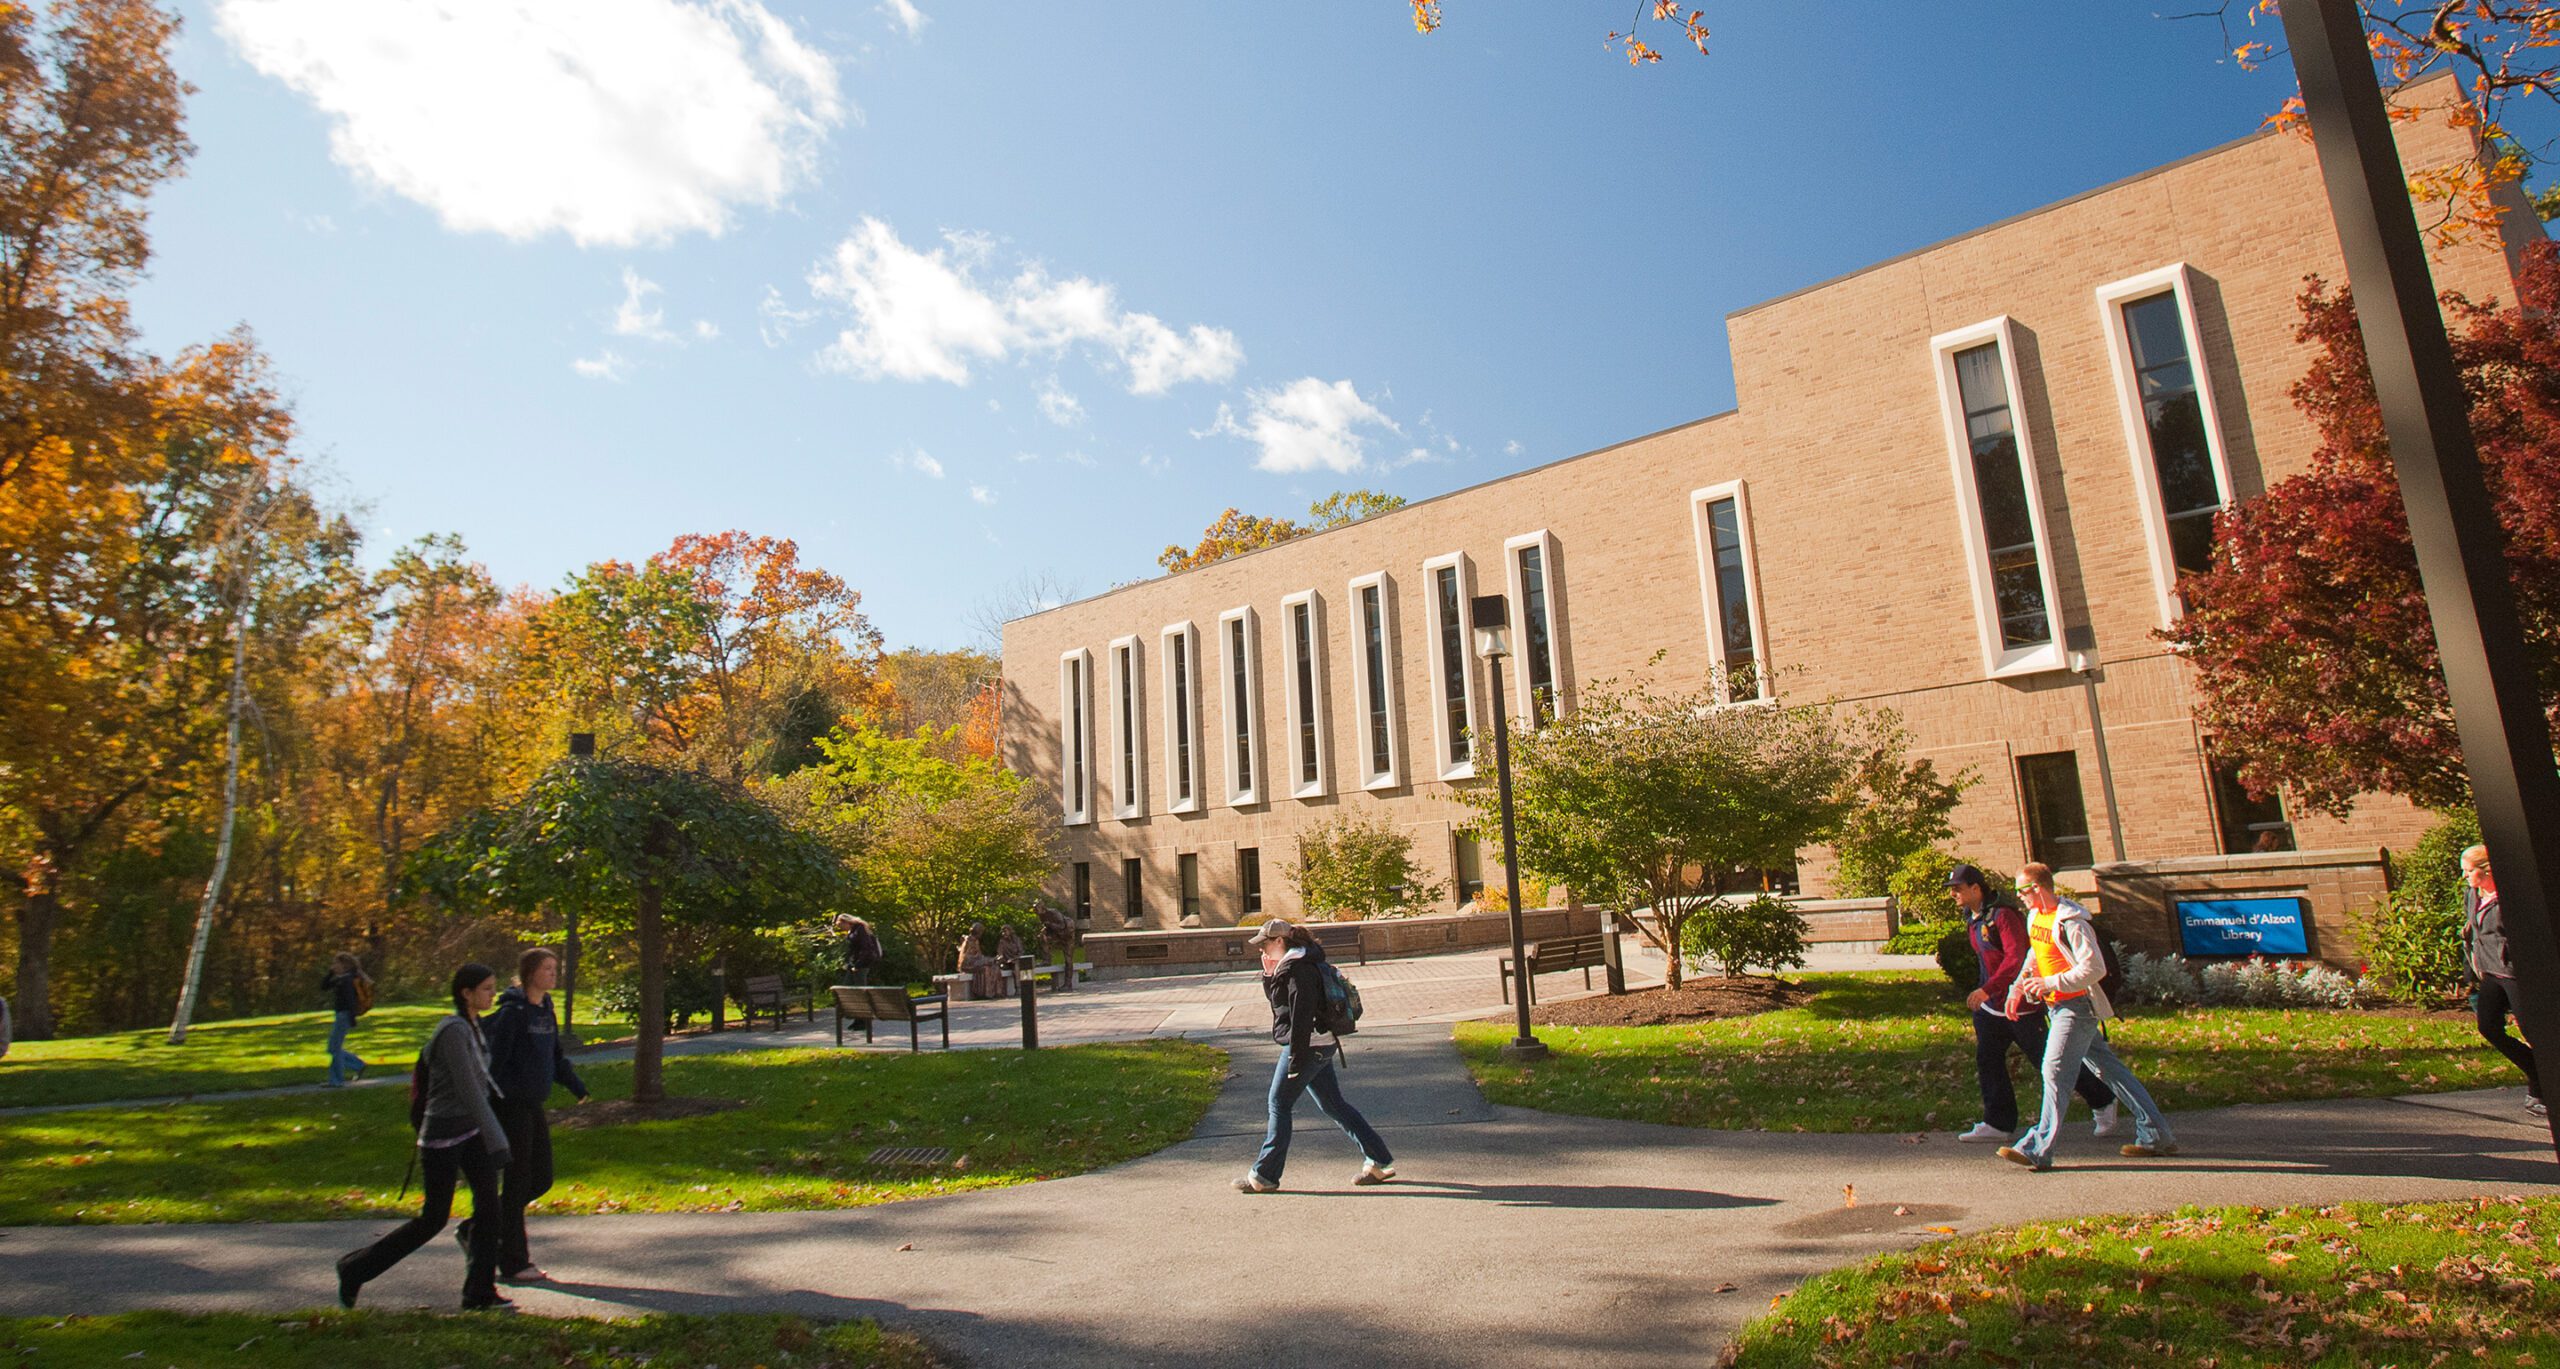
1956 1122 2005 1143
1232 1171 1278 1193
2092 1102 2123 1138
1354 1161 1395 1186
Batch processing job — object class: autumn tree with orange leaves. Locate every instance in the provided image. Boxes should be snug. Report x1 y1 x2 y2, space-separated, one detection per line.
1158 489 1408 573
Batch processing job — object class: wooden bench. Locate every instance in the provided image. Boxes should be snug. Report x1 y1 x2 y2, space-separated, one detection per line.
832 985 950 1051
1311 925 1366 965
1498 933 1607 1006
740 974 804 1031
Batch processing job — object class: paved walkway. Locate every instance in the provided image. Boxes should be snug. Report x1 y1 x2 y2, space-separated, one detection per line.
2 1024 2552 1367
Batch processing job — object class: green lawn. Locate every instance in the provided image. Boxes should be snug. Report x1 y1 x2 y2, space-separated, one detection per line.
0 1003 636 1110
0 1310 936 1369
1457 972 2519 1133
1 1039 1222 1225
1725 1196 2560 1367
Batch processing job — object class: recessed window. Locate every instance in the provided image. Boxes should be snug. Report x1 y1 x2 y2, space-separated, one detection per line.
1218 607 1262 808
1349 572 1402 788
1059 648 1093 825
1240 847 1263 916
1072 861 1092 922
1505 531 1567 726
2209 757 2295 855
1420 553 1478 781
1690 481 1769 703
1109 636 1145 820
1123 856 1144 924
1160 622 1202 814
1279 591 1330 799
2016 751 2094 870
1933 318 2065 677
2098 266 2237 625
1179 852 1202 923
1452 833 1483 906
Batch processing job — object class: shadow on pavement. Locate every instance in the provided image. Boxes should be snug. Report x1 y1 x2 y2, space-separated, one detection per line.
1366 1180 1780 1211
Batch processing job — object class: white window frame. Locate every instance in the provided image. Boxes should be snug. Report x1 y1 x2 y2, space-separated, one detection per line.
1347 571 1404 790
1058 647 1094 826
1419 551 1479 782
1159 620 1203 815
1217 605 1264 809
1930 316 2068 679
1278 590 1332 800
1504 529 1570 724
1688 480 1772 704
2095 263 2238 628
1107 634 1145 820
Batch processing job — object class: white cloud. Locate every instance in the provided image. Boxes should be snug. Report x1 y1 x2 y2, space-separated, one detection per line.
693 319 721 341
214 0 845 247
969 483 996 505
1204 377 1397 475
1036 378 1084 427
880 0 926 38
571 350 629 381
758 285 815 346
805 216 1242 393
1503 439 1524 457
612 268 671 340
892 449 945 479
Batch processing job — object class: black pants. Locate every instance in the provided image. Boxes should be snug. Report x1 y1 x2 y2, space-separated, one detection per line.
1975 1007 2115 1132
492 1097 555 1274
339 1134 500 1302
2477 975 2542 1098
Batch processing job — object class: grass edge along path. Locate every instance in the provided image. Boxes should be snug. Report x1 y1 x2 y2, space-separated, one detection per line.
0 1003 637 1110
0 1309 938 1369
3 1039 1225 1226
1456 971 2516 1134
1721 1195 2560 1368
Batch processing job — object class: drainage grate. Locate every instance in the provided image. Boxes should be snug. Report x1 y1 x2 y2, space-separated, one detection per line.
867 1146 951 1167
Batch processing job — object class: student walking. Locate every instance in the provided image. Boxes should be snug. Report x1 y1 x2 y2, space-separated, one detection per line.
336 963 511 1311
1234 919 1394 1193
1946 865 2119 1143
460 948 590 1285
320 953 373 1088
1996 864 2179 1171
2462 844 2546 1119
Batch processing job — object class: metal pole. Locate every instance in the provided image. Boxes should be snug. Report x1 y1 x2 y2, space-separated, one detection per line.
1018 956 1039 1050
1487 648 1547 1061
2282 0 2560 1155
2078 668 2129 864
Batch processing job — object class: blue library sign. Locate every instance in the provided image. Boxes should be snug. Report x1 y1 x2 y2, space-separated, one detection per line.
2174 896 2311 957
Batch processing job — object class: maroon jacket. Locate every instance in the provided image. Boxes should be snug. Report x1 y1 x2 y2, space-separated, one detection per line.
1966 896 2032 1004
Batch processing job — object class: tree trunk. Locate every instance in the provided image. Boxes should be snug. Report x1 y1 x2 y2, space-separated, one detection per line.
634 878 666 1105
560 905 580 1035
168 615 251 1044
13 881 59 1040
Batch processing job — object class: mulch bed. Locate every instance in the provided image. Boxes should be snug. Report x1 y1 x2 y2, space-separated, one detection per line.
551 1096 748 1129
1528 977 1813 1028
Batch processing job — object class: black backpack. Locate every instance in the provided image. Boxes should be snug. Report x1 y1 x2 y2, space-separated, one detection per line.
2093 924 2128 1005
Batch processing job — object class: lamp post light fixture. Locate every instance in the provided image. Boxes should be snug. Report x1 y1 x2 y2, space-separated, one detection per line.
1471 594 1547 1062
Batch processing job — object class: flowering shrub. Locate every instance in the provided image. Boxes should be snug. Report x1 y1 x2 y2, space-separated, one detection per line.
2117 948 2203 1007
2114 950 2378 1009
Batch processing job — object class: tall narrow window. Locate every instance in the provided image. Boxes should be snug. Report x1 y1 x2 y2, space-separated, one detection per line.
2099 266 2237 625
1123 856 1144 924
1506 532 1566 727
2016 751 2094 870
2209 756 2295 855
1239 847 1263 916
1348 573 1401 787
1179 853 1202 923
1072 861 1092 922
1218 607 1262 807
1279 592 1328 798
1934 318 2065 677
1160 622 1201 813
1421 553 1477 781
1690 482 1768 703
1058 649 1093 824
1452 833 1483 906
1109 636 1144 820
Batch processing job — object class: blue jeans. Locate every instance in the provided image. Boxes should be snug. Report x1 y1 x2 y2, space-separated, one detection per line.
325 1011 366 1086
1253 1045 1392 1183
2011 999 2171 1168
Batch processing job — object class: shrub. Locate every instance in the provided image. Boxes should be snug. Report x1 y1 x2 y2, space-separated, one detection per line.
2354 808 2478 1003
1682 893 1809 978
1888 849 2011 928
2117 948 2203 1006
1933 927 1979 990
2192 955 2381 1008
1882 919 1959 956
1830 714 1973 897
592 961 721 1032
1290 812 1446 920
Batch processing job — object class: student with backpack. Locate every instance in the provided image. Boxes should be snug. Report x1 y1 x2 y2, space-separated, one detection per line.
458 947 589 1285
1996 864 2178 1172
320 952 374 1088
335 962 512 1310
1946 865 2119 1143
1234 918 1394 1193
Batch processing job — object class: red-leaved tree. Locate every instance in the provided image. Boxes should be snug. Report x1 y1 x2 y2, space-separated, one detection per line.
2167 241 2560 817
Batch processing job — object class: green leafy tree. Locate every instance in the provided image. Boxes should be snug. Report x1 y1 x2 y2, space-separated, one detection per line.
2353 808 2480 1002
1287 810 1445 922
1829 714 1972 898
1463 677 1856 988
412 757 844 1104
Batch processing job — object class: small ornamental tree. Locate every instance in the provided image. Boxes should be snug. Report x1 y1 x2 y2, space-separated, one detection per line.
1463 677 1856 989
1828 713 1973 898
1288 811 1445 921
2168 246 2560 817
412 758 845 1105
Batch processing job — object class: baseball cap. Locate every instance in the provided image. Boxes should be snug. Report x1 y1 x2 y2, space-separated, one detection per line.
1247 918 1296 944
1946 864 1986 889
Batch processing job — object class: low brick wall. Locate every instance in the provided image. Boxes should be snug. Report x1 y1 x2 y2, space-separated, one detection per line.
1791 897 1895 943
1082 906 1601 979
2091 848 2390 969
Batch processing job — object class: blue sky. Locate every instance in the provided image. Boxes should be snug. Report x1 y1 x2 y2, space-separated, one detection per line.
128 3 2311 651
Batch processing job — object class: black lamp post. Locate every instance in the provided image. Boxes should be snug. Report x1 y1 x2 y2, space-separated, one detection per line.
1472 594 1547 1062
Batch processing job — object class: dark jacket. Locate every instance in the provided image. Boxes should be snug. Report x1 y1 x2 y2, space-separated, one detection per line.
1261 943 1334 1052
321 970 361 1016
483 986 588 1105
1965 895 2032 1004
842 925 882 975
2468 888 2515 982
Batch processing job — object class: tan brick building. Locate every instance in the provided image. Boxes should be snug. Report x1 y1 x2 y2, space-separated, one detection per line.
1002 90 2546 931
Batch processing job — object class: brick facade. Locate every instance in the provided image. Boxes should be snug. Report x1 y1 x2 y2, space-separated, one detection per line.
1003 86 2538 932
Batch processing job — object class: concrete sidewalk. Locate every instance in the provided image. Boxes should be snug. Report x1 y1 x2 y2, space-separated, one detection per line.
2 1024 2551 1367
